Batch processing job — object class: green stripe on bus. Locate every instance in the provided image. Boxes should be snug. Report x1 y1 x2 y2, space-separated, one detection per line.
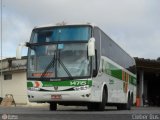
27 80 92 87
102 59 136 86
27 82 33 88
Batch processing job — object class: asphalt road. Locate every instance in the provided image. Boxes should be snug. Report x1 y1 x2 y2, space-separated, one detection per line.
0 105 160 120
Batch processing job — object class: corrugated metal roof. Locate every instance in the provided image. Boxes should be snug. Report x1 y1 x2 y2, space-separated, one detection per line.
134 57 160 73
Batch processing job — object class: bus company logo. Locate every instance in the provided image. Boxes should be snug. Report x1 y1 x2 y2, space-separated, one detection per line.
54 86 58 91
2 114 8 120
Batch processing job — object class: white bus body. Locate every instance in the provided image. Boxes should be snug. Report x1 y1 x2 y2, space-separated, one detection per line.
17 23 136 111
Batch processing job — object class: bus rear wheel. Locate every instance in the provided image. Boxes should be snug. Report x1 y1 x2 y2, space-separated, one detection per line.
50 102 57 111
117 95 132 110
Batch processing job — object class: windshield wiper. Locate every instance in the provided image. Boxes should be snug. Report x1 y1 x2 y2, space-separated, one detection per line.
40 54 55 80
40 50 73 80
57 57 73 80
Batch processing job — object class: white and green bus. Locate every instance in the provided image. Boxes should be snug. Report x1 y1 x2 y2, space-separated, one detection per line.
17 23 136 111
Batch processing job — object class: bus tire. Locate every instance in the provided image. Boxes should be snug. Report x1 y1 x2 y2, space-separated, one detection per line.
50 102 57 111
117 95 131 110
87 103 96 111
96 89 107 111
126 94 132 110
87 89 107 111
131 93 133 106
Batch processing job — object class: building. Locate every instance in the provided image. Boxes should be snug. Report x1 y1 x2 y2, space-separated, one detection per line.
135 57 160 106
0 57 28 104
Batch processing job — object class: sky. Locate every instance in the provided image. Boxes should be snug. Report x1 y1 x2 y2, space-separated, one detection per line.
0 0 160 59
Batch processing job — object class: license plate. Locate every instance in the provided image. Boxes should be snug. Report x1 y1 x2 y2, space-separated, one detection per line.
51 95 61 100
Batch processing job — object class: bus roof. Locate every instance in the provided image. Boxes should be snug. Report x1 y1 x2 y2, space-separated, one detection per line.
34 22 96 29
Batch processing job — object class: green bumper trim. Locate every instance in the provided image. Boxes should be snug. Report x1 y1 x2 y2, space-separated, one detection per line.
27 80 92 87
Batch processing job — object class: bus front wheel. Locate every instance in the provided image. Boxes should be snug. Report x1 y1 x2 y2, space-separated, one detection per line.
50 102 57 111
88 89 107 111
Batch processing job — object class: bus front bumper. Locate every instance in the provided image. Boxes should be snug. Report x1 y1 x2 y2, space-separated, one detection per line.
28 89 92 102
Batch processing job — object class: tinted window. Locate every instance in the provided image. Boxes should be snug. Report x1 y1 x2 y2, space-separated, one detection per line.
31 26 91 43
101 31 110 57
99 29 136 74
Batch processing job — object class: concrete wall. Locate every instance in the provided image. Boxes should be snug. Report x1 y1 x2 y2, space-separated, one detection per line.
0 71 28 104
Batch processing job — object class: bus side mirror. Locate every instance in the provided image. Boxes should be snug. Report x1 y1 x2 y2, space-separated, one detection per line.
88 38 95 56
16 42 28 59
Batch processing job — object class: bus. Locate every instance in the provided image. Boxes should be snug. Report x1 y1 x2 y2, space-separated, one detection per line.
16 23 136 111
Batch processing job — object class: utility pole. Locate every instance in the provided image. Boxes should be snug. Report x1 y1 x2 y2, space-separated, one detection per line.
0 0 3 97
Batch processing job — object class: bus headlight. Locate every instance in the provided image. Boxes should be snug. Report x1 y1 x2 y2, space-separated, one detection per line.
28 87 40 91
74 85 89 91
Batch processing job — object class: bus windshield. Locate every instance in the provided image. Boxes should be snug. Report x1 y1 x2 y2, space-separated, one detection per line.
31 26 91 43
28 26 92 80
28 43 91 80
